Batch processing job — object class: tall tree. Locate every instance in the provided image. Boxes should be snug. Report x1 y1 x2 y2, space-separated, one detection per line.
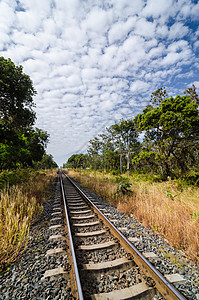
150 86 168 107
134 93 199 178
35 154 58 169
110 120 138 175
0 57 51 170
66 154 89 169
98 133 115 170
87 137 102 170
184 84 199 104
0 57 37 128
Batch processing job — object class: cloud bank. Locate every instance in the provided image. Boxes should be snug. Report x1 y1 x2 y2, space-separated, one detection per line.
0 0 199 165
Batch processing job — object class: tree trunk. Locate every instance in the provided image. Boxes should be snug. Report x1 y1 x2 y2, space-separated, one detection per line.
119 139 122 174
127 148 130 176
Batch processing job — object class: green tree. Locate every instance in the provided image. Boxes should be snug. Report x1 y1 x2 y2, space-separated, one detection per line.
184 84 199 104
98 133 116 171
134 93 199 179
66 154 89 169
150 86 168 107
0 57 37 128
0 57 51 170
24 128 49 166
110 120 138 175
0 127 49 169
87 137 102 170
35 154 58 169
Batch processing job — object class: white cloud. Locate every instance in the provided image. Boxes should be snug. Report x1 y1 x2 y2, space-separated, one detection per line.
0 0 198 165
134 18 156 38
111 0 144 20
194 41 199 51
0 2 15 31
168 22 189 40
130 80 150 93
147 43 165 59
142 0 174 18
82 68 101 81
82 7 110 33
156 24 169 39
108 17 137 44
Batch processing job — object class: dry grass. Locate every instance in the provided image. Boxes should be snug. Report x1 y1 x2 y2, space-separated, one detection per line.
0 169 57 270
67 169 199 263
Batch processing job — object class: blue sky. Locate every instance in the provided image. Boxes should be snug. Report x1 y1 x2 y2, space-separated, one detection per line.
1 0 199 166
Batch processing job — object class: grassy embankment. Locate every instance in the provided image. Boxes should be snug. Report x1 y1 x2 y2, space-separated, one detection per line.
0 169 57 272
67 169 199 264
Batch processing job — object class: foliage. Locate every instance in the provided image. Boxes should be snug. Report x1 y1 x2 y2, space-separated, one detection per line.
134 93 199 179
0 127 49 170
190 211 199 220
117 181 132 195
150 86 168 106
66 153 89 169
184 84 199 104
0 169 57 270
35 154 58 169
68 120 140 174
0 57 52 170
64 85 199 182
164 190 175 200
0 57 36 128
68 169 199 263
0 168 33 190
109 119 139 175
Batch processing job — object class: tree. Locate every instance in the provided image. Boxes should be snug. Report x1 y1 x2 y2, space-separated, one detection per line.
107 124 124 174
98 133 116 171
87 137 102 170
35 154 58 169
0 57 51 170
134 93 199 178
184 84 199 104
150 86 168 107
110 120 138 175
66 154 89 169
0 57 37 129
0 127 49 169
24 127 49 166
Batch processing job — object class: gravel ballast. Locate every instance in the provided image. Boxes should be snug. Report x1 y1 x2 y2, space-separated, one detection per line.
69 176 199 300
0 179 73 300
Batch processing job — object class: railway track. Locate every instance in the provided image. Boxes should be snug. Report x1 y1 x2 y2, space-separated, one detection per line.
59 170 187 300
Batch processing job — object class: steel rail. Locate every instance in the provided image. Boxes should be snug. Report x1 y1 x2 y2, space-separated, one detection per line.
59 171 84 300
63 172 186 300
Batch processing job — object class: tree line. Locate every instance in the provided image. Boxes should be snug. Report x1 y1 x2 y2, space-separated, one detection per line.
0 57 57 170
65 86 199 181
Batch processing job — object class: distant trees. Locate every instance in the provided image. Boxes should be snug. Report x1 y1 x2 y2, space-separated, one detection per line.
0 57 56 170
65 154 89 169
65 120 140 174
65 85 199 181
35 154 58 169
109 120 139 175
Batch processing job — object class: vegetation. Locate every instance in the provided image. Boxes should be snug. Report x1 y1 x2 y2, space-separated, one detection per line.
64 85 199 183
64 85 199 263
67 169 199 263
0 57 58 271
0 169 57 271
0 57 57 170
134 89 199 179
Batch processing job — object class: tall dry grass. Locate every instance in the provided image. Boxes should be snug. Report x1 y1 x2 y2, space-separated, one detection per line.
0 169 57 271
67 169 199 263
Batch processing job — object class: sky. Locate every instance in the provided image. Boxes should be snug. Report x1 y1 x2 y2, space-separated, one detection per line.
1 0 199 166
